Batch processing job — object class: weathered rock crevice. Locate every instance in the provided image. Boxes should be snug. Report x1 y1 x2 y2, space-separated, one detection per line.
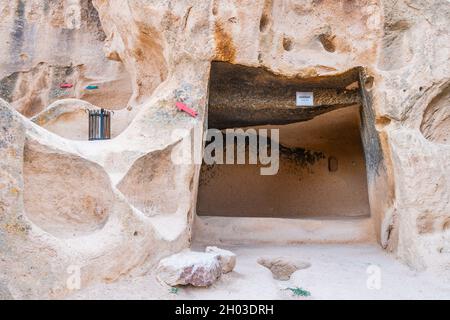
420 83 450 144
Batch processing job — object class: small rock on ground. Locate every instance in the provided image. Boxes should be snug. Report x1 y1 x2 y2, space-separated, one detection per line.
257 256 311 281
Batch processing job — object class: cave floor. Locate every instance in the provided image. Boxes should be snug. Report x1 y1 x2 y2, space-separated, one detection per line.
67 244 449 300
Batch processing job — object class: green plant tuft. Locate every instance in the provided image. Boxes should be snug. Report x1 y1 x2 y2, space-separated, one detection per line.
285 287 311 297
169 287 179 295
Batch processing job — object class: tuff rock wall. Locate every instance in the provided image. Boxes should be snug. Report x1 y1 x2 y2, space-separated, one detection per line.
0 0 449 298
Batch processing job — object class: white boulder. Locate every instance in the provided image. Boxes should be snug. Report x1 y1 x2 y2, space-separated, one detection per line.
156 251 222 287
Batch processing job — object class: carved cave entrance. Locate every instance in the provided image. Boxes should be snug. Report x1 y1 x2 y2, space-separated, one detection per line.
197 62 380 220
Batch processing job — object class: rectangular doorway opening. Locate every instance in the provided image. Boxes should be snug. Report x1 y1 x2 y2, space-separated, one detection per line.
197 62 376 220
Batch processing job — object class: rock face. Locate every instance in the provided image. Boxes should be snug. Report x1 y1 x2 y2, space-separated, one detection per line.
157 251 222 287
205 246 236 273
0 0 449 299
0 1 132 117
257 257 311 281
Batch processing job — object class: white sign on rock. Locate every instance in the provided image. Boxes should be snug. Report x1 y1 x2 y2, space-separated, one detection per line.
296 92 314 107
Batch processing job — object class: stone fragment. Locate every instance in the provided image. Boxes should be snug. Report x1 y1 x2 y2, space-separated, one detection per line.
205 246 236 273
257 257 311 281
156 251 222 287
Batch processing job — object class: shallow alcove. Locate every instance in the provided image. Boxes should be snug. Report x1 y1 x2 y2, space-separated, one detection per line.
30 99 137 141
196 62 381 221
23 140 113 238
420 84 450 144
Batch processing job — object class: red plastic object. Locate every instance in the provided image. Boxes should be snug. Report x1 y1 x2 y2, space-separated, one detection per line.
176 102 198 118
60 83 73 89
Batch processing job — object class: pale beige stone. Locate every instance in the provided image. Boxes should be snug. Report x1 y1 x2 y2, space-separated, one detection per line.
205 246 236 273
257 257 311 281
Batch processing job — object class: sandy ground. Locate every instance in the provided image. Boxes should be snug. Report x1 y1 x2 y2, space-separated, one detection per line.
68 244 450 300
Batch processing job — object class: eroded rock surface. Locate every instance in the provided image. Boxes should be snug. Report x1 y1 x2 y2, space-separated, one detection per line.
257 257 311 281
0 1 131 116
23 139 113 238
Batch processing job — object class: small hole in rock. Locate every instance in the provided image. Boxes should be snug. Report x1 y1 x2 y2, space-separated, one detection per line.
260 14 269 32
443 219 450 231
328 157 338 172
282 37 293 51
375 116 391 129
365 76 374 90
318 33 336 52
